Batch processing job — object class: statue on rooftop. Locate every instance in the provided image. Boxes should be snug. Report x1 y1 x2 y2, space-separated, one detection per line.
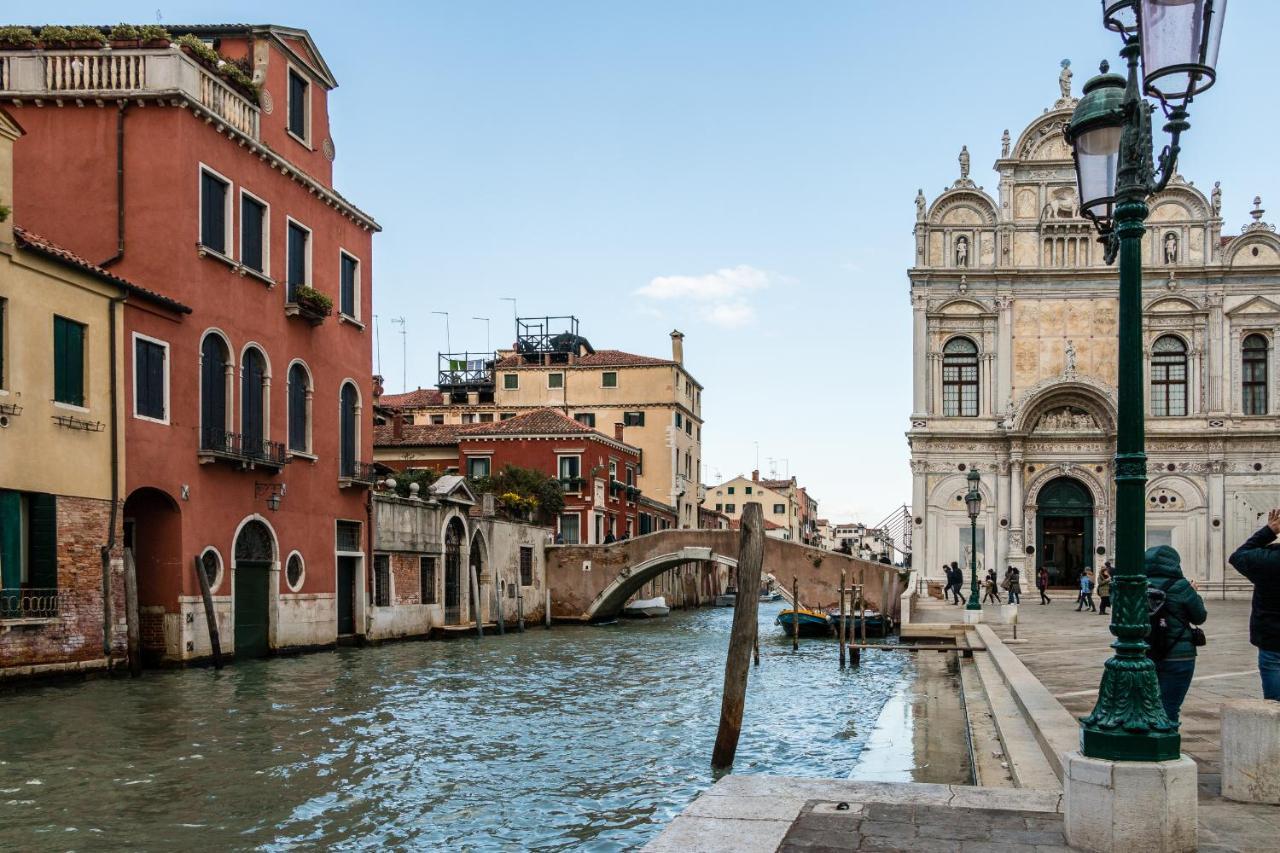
1059 59 1073 100
959 145 970 181
915 189 926 221
1211 181 1222 216
1001 129 1011 158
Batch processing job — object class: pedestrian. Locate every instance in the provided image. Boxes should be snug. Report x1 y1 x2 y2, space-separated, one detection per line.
1037 565 1051 604
944 562 963 605
1227 508 1280 700
1144 544 1207 723
1003 565 1021 604
1077 570 1095 612
1097 565 1112 615
983 568 1000 604
952 562 967 605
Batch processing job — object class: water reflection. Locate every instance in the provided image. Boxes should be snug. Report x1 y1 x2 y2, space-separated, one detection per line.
0 602 956 851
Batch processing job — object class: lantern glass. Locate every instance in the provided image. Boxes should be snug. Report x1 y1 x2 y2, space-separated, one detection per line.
1139 0 1226 103
1102 0 1138 36
1074 123 1122 223
965 491 982 520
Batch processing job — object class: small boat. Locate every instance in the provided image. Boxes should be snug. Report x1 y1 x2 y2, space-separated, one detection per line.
714 589 738 607
623 596 670 618
759 590 782 602
827 607 894 637
775 607 832 637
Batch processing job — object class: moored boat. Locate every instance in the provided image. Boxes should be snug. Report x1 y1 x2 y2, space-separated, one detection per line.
622 596 670 618
714 589 738 607
826 607 894 637
775 607 832 637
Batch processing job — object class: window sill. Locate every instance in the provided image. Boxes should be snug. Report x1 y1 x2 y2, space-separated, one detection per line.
0 617 60 628
338 313 365 330
52 400 90 414
132 412 170 426
240 266 276 288
288 450 318 462
287 129 312 150
196 243 237 269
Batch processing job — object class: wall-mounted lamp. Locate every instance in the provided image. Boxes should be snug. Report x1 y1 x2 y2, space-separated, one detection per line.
255 482 286 511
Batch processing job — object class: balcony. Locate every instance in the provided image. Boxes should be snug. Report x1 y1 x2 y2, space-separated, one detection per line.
0 47 260 139
339 459 377 488
559 476 584 494
1 587 64 622
199 427 287 471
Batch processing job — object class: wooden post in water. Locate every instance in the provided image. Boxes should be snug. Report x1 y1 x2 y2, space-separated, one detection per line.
711 502 764 771
850 582 862 666
469 561 484 639
544 587 552 629
839 570 847 669
495 571 506 636
123 550 141 676
516 588 525 633
791 576 800 652
753 632 760 667
192 555 222 670
860 583 868 645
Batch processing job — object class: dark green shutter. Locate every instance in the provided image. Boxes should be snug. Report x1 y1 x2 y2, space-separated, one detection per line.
54 317 84 406
340 254 356 316
0 490 21 592
201 171 226 254
135 339 165 419
241 196 264 272
27 493 57 589
287 223 307 300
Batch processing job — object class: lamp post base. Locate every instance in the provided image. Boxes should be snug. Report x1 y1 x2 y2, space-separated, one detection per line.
1064 750 1197 853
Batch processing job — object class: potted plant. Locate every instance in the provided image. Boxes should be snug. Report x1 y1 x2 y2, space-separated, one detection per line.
216 57 260 104
65 26 108 50
109 23 141 49
176 33 219 70
0 26 37 50
139 24 171 48
292 285 333 323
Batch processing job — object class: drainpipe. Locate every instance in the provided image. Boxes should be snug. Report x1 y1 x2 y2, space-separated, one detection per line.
100 102 127 268
101 296 126 661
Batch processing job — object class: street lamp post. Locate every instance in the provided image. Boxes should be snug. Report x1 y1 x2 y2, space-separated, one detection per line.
1065 0 1225 763
964 468 983 611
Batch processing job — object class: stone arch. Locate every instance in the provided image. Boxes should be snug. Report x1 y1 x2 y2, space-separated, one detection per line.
928 189 998 226
1144 294 1200 314
231 515 278 659
1012 110 1073 161
123 486 182 665
933 297 993 317
1024 467 1109 512
928 473 995 509
585 548 739 621
1225 231 1280 267
1145 474 1206 511
1147 184 1211 221
1011 381 1118 434
442 515 467 624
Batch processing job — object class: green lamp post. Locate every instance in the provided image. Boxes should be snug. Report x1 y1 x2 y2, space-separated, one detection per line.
1064 0 1226 762
964 468 983 611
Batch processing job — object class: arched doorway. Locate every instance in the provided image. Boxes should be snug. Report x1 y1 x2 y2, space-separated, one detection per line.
234 519 275 659
122 487 182 665
1035 477 1094 587
444 518 464 625
469 533 487 623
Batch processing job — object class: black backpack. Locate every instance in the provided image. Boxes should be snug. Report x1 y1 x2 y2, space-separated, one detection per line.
1147 578 1184 661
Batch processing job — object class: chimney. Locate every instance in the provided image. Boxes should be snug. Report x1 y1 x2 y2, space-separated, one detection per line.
670 329 684 364
393 411 404 439
0 107 23 249
752 469 759 482
614 422 625 441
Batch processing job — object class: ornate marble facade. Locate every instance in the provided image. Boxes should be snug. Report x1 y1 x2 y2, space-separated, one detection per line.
908 66 1280 586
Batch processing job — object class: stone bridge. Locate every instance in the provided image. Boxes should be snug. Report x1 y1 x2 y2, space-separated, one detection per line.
546 529 903 622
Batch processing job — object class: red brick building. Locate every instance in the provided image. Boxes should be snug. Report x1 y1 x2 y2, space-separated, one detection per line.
2 25 379 662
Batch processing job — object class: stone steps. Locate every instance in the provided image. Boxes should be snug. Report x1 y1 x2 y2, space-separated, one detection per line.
970 637 1062 790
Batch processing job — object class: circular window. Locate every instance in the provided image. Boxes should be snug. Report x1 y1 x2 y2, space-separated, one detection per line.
1255 463 1264 472
1095 466 1104 473
1213 518 1221 528
1025 545 1035 555
200 549 222 592
1167 463 1177 472
957 463 966 471
1027 466 1036 474
286 552 305 591
1096 546 1106 555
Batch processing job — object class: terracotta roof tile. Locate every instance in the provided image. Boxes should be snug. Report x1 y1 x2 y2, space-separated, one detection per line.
493 349 674 369
460 408 600 437
14 226 191 314
373 423 464 447
378 388 445 408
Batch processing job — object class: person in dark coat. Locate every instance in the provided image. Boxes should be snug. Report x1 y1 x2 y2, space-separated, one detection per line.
943 562 963 605
1145 545 1207 722
983 568 1000 604
1227 508 1280 700
1036 566 1051 605
1097 564 1112 615
1004 566 1021 604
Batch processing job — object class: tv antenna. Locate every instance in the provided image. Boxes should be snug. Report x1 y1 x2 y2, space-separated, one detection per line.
473 316 490 354
431 311 451 354
389 317 406 391
373 314 382 374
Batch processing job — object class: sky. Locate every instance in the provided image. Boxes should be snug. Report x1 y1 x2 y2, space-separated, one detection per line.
39 1 1280 525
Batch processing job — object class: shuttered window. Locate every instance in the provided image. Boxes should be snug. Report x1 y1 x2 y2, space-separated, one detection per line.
519 546 533 586
53 316 85 407
420 557 437 604
373 554 391 607
287 221 309 300
0 491 57 597
200 170 228 254
241 194 266 273
134 337 167 420
0 298 7 389
288 363 309 452
287 69 308 139
241 347 266 452
340 253 358 317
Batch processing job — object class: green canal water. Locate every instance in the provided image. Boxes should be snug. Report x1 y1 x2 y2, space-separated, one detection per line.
0 602 963 851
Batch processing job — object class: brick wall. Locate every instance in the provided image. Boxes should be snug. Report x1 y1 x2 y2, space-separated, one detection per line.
1 495 126 671
390 553 423 605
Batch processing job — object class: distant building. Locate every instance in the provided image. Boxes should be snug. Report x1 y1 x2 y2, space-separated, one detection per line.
705 470 820 543
380 319 703 528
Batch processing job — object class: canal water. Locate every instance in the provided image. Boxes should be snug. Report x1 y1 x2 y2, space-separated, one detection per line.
0 602 966 851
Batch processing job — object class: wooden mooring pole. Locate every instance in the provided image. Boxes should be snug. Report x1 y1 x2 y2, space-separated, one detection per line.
123 550 141 677
544 587 552 629
495 572 506 636
192 555 222 670
838 571 847 669
516 588 525 633
791 576 800 652
711 502 764 771
469 562 484 639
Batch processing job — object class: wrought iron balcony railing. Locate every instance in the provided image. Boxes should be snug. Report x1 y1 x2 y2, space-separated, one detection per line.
1 587 64 620
199 426 288 470
339 459 377 486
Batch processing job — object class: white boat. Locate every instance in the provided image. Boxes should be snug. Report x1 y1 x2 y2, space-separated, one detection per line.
623 596 670 618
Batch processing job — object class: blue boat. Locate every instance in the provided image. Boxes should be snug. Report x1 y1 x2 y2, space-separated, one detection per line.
775 607 832 637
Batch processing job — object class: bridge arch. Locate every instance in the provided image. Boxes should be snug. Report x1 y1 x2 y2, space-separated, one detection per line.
585 547 738 621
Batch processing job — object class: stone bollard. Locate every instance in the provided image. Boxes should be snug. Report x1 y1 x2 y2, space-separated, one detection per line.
962 608 984 624
1064 751 1197 852
1221 698 1280 804
997 603 1019 624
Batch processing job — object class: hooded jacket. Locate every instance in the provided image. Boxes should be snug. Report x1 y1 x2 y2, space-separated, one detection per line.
1227 525 1280 652
1144 545 1207 660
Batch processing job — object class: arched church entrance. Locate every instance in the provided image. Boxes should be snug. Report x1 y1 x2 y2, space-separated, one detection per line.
1035 477 1094 587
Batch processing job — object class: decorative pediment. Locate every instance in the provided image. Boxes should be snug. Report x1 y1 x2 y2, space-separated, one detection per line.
927 189 998 226
930 297 993 317
1144 295 1202 315
1011 110 1073 163
429 475 477 506
1225 295 1280 318
1225 232 1280 268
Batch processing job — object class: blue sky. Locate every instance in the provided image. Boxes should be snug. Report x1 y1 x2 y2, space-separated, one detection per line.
40 2 1280 524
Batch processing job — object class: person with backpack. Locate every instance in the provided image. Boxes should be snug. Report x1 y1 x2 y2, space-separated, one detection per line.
1097 565 1112 615
983 568 1000 604
1076 570 1096 612
1003 565 1021 604
1227 508 1280 700
946 562 964 605
1145 545 1207 723
1036 566 1051 604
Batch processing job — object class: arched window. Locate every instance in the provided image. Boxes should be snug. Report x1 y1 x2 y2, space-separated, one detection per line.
288 362 311 452
1150 335 1188 417
942 337 979 417
200 334 230 450
1243 334 1269 416
241 347 267 455
340 382 358 477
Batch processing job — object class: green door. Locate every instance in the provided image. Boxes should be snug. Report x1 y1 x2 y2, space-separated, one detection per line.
1035 477 1095 587
234 561 271 658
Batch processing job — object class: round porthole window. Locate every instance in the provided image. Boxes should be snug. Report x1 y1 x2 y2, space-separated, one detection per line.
286 552 305 591
200 548 222 592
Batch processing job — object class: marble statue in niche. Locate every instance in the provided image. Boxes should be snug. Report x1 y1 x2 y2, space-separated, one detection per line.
1065 339 1078 374
955 235 970 267
1164 231 1179 264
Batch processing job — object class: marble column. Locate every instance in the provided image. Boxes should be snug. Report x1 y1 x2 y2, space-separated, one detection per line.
912 296 928 416
1009 450 1025 569
996 296 1013 416
996 457 1010 572
911 465 928 575
1208 467 1225 585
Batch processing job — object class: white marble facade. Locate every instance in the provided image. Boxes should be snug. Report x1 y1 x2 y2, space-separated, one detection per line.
908 64 1280 587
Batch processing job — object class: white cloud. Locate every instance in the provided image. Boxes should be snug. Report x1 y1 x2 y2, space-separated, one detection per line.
635 264 775 327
